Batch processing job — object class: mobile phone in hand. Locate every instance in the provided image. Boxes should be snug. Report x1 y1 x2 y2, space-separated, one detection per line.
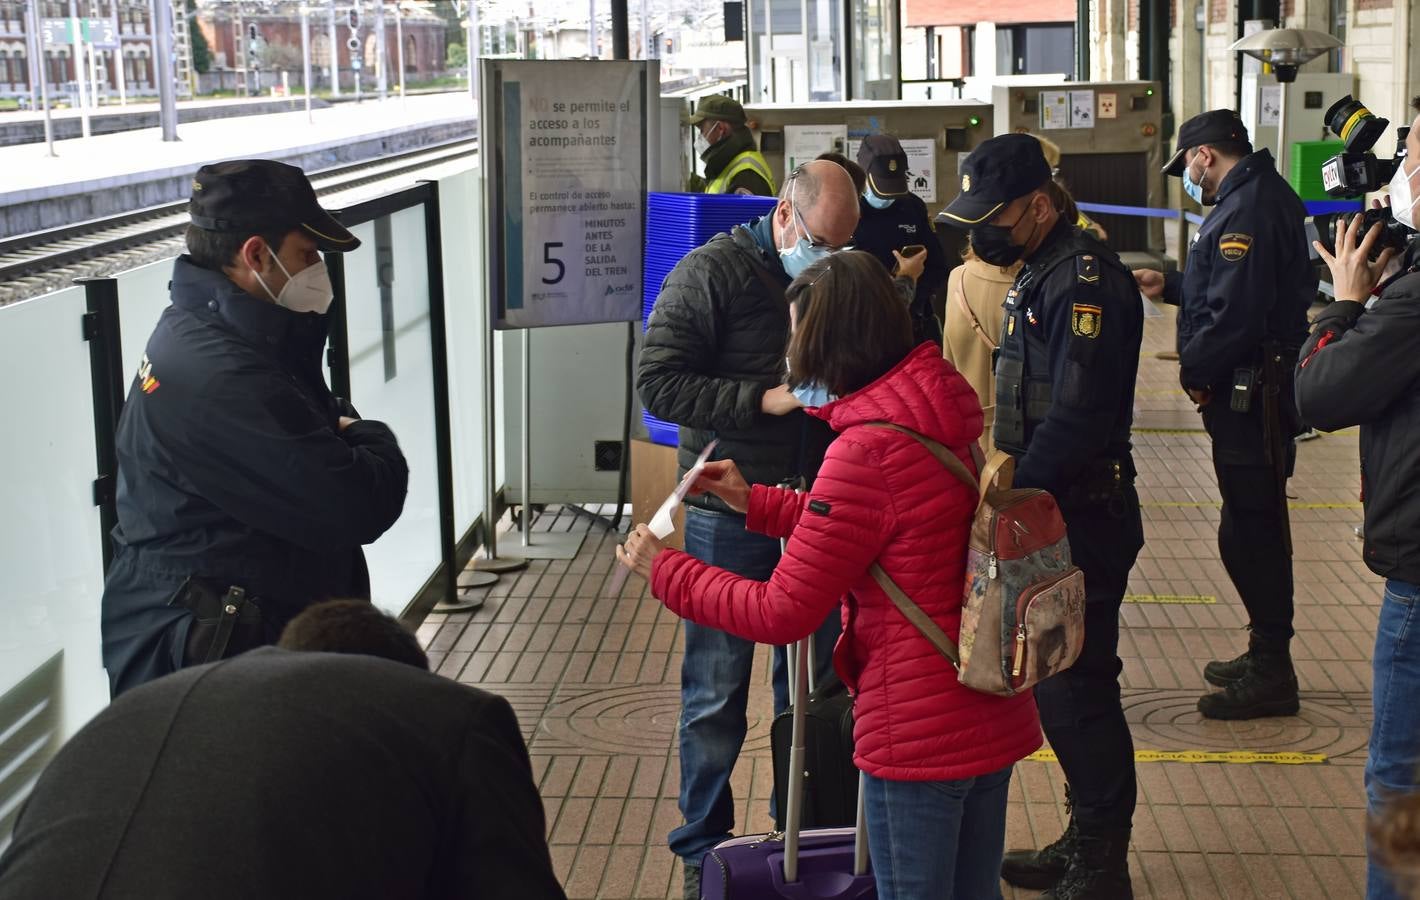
893 244 927 275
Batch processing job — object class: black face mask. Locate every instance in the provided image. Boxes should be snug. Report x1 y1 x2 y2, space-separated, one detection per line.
970 207 1037 267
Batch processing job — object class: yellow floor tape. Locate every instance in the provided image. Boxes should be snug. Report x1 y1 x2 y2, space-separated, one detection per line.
1027 749 1327 765
1124 594 1217 604
1141 501 1362 509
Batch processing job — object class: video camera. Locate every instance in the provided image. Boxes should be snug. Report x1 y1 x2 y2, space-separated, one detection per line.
1314 95 1414 261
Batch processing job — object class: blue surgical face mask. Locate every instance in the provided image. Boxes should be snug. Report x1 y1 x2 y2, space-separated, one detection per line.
1183 156 1207 205
864 190 895 210
778 179 834 278
791 381 836 408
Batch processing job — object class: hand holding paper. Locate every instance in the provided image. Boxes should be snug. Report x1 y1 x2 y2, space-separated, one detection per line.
608 440 720 594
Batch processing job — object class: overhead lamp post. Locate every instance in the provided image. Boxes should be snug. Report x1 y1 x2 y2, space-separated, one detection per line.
1229 27 1343 178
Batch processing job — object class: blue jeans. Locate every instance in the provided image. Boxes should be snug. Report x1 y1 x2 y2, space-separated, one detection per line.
1367 579 1420 900
670 506 841 864
862 766 1013 900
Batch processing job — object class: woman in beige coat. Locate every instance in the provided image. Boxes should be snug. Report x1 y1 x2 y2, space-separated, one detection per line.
942 250 1019 452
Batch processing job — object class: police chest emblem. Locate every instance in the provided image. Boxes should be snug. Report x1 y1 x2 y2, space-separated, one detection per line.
1219 233 1253 262
962 174 971 192
138 353 160 394
1071 304 1103 339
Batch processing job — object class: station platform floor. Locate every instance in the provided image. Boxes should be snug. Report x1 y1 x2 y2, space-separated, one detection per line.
1 91 474 201
421 306 1377 899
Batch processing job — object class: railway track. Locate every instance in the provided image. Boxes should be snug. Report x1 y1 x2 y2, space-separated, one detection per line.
0 137 478 304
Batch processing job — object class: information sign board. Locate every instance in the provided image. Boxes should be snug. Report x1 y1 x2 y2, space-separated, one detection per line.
482 59 652 329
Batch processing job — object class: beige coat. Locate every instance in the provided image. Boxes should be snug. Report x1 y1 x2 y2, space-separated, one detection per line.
942 257 1021 451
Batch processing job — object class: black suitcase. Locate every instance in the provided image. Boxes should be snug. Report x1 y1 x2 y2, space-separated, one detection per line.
771 670 858 829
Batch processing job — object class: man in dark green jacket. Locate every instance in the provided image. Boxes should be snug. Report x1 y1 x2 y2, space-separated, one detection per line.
687 95 776 196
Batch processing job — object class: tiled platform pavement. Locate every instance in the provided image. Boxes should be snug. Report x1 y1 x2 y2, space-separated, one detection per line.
419 305 1378 899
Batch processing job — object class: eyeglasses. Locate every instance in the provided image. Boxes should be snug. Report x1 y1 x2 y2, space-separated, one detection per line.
787 168 855 253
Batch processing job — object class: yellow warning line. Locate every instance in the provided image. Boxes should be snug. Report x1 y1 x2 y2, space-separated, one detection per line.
1124 594 1216 604
1027 749 1327 765
1142 501 1362 509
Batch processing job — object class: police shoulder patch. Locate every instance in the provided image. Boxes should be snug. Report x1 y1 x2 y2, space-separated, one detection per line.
1071 303 1103 339
1076 254 1100 284
1219 232 1253 262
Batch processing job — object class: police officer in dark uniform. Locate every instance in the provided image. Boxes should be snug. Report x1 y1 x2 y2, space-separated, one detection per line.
851 134 949 345
100 160 410 697
1136 110 1314 720
940 133 1143 900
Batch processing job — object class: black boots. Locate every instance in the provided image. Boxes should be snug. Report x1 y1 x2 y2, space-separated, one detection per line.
1001 788 1078 889
1003 798 1133 900
1039 827 1134 900
1198 636 1300 720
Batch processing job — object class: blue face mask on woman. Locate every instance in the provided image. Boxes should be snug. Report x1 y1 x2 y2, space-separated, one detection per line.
779 180 836 278
864 190 895 210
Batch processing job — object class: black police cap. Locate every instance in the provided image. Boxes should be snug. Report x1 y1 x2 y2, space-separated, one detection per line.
188 159 360 252
1162 109 1250 176
939 133 1052 228
857 134 911 197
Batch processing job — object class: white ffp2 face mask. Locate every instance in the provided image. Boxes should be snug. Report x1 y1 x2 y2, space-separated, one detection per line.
252 244 334 314
1389 159 1420 230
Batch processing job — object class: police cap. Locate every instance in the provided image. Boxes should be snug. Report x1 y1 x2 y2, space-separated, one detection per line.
188 159 361 252
938 133 1052 228
1162 109 1250 176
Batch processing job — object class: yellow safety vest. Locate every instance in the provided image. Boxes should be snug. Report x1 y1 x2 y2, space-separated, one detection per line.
706 149 777 195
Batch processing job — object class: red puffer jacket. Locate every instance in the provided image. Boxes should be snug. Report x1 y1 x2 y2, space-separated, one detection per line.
652 342 1042 781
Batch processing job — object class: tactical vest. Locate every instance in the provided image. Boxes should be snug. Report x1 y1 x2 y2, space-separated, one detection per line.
706 149 777 195
993 229 1128 454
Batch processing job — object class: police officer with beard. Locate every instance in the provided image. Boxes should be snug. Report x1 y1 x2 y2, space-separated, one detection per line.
940 133 1143 900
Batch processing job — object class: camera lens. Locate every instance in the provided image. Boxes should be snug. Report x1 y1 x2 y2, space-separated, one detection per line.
1325 95 1390 154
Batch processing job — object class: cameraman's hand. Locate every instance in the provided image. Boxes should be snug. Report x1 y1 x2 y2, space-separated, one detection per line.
1314 213 1397 302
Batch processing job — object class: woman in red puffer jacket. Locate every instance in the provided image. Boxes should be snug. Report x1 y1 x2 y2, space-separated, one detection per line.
619 250 1042 900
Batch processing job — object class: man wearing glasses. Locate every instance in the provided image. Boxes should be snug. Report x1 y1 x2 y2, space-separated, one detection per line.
637 159 859 898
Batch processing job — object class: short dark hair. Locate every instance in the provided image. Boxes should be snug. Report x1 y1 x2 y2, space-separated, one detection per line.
816 152 867 194
278 600 430 670
1412 95 1420 114
1200 140 1252 160
185 224 287 272
786 250 915 397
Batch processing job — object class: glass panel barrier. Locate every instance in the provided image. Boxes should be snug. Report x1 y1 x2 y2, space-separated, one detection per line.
0 289 109 795
113 259 176 381
341 211 442 616
438 168 488 541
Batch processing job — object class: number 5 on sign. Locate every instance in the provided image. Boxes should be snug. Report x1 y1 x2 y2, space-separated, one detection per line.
541 242 565 285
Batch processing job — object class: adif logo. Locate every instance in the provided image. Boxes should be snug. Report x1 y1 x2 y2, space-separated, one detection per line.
605 283 635 296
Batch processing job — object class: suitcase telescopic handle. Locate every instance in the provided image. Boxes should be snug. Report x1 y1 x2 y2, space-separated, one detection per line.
781 634 870 883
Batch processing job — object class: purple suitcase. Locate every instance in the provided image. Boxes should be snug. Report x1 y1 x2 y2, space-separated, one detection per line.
699 634 876 899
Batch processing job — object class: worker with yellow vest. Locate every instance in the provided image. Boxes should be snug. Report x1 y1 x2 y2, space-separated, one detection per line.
686 96 776 196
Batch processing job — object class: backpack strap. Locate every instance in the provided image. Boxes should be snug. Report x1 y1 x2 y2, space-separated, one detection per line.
870 562 962 671
864 422 1013 516
861 422 982 671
